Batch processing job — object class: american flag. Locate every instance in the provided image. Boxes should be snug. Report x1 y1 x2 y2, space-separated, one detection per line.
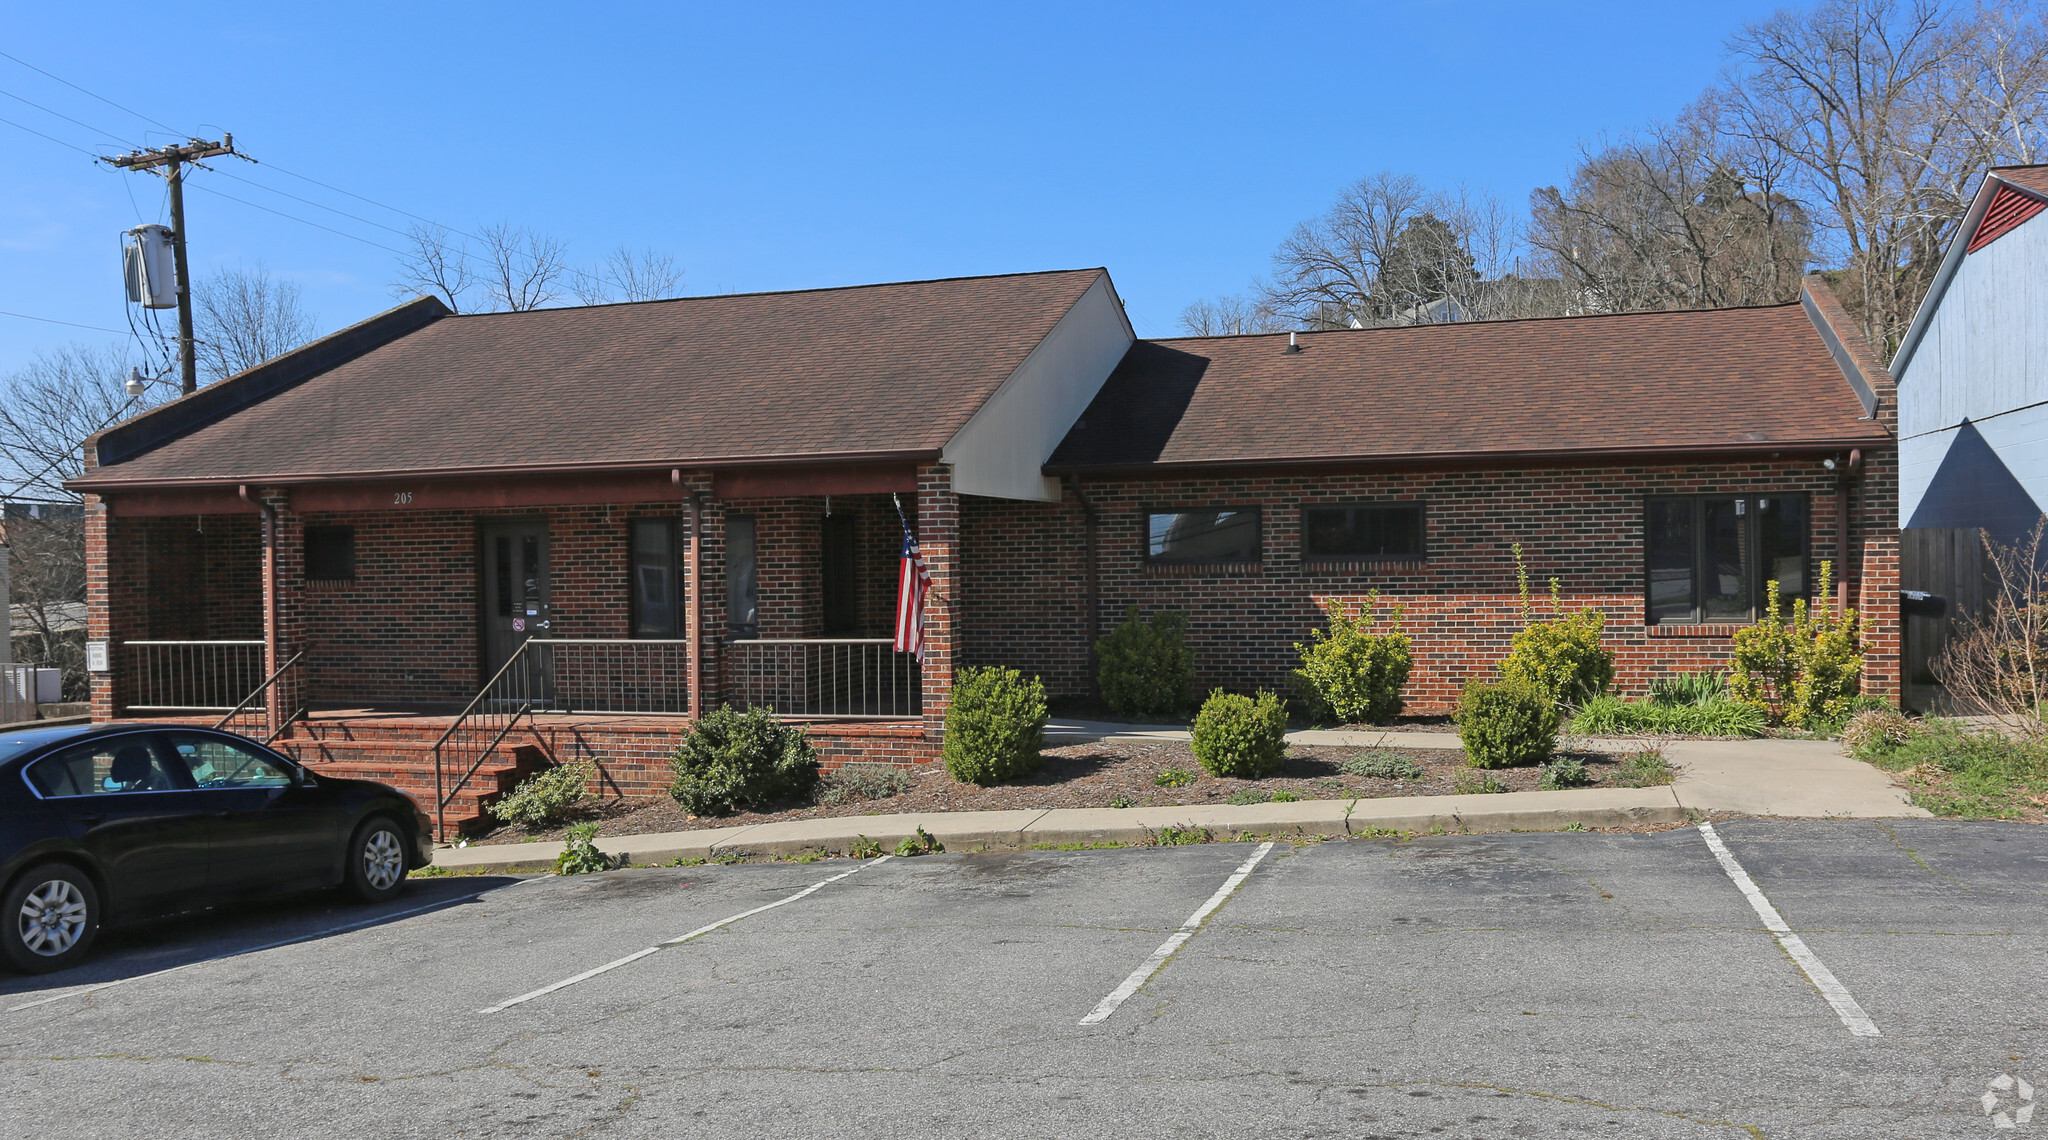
894 524 931 660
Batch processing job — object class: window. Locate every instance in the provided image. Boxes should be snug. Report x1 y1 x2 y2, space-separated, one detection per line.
726 515 758 639
25 736 190 797
304 526 355 581
1146 509 1261 564
630 519 684 638
1303 504 1426 560
168 734 295 789
1645 494 1809 625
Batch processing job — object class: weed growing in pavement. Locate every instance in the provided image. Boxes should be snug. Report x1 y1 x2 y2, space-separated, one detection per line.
1108 795 1138 809
713 850 747 866
1155 767 1197 788
1607 750 1676 788
1355 827 1411 839
848 835 885 859
1342 751 1424 780
668 857 707 867
1538 755 1592 790
790 850 826 863
554 823 615 875
1452 771 1507 795
1561 821 1587 831
894 827 944 856
412 864 499 878
1029 841 1131 851
1151 825 1213 846
816 764 915 805
1223 789 1272 806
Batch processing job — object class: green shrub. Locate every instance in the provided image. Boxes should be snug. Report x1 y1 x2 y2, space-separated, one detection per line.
1608 750 1675 788
554 823 615 875
1452 771 1506 794
894 826 944 856
1538 755 1591 790
1731 565 1865 729
1189 689 1289 778
1568 694 1767 737
1839 706 1919 754
1456 677 1559 768
816 763 915 805
490 762 591 828
1649 671 1729 707
1342 750 1425 780
942 666 1048 784
1096 607 1194 718
1497 545 1614 707
1292 594 1412 724
669 705 819 816
1270 790 1301 803
1154 767 1196 788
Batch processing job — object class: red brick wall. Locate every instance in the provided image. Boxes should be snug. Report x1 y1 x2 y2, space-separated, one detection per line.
961 455 1902 711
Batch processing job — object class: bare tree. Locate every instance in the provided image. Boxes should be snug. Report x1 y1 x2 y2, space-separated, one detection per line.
193 265 318 383
0 344 170 502
1722 0 2048 354
1935 518 2047 737
392 224 477 312
3 511 87 700
479 223 571 312
1177 293 1290 336
1530 94 1814 314
574 246 685 305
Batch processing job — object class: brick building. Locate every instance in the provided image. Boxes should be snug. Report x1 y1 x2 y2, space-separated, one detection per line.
68 268 1898 831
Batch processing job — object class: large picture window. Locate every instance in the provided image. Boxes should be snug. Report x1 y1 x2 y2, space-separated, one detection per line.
1645 494 1808 625
630 518 684 637
1146 509 1260 564
1303 504 1425 560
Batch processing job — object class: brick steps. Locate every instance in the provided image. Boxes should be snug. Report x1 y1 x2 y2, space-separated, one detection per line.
275 728 552 837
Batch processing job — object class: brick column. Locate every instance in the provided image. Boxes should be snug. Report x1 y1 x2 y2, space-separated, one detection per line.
260 490 308 731
1856 449 1903 700
917 463 958 741
85 495 117 722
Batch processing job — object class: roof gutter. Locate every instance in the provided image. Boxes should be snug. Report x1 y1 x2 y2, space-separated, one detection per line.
1042 437 1895 479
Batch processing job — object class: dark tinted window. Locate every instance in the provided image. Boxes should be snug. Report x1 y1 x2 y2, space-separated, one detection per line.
631 519 681 637
726 515 758 638
1303 505 1425 559
1147 510 1260 564
305 526 355 580
25 736 190 797
1645 494 1808 624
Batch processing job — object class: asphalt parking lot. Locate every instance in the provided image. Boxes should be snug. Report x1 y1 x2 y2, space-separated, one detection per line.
4 819 2046 1138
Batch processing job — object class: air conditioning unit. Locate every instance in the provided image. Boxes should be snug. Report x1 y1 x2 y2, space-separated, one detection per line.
123 224 178 309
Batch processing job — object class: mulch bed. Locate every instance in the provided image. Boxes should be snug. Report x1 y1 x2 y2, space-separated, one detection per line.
471 738 1661 846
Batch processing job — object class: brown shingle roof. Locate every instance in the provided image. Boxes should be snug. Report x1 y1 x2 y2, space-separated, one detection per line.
1993 163 2048 196
1048 298 1892 472
81 269 1106 486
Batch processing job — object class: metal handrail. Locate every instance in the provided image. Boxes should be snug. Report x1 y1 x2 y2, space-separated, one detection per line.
211 648 307 742
725 637 920 719
431 640 540 842
123 639 269 713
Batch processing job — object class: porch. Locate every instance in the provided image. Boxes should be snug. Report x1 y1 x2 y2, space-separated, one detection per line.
86 469 959 836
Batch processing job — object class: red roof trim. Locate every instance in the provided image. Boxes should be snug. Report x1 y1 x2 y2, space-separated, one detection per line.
1967 183 2047 253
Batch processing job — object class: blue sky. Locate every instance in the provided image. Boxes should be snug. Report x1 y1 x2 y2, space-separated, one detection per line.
1 1 1795 376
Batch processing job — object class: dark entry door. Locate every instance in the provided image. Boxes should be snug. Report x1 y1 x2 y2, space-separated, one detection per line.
482 520 553 698
821 515 859 635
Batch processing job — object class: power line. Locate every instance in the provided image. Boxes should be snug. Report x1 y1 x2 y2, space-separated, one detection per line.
183 181 408 256
0 49 181 134
210 166 417 239
0 309 132 335
0 113 98 157
0 86 132 147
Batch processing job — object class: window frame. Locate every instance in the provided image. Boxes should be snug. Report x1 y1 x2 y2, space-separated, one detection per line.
1642 492 1811 626
1142 506 1264 566
628 516 686 639
1299 501 1429 563
304 525 356 581
20 732 199 799
725 514 759 641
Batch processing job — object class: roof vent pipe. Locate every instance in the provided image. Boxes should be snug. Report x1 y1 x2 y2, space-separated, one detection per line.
1285 331 1301 354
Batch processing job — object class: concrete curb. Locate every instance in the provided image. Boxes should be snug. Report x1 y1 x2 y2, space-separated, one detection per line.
430 786 1690 872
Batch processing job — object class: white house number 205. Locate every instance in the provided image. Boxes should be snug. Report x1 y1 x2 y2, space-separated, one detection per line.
393 491 415 505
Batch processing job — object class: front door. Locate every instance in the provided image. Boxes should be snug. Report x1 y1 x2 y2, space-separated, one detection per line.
481 520 553 700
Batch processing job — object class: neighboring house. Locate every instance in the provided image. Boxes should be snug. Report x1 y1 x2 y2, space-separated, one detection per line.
1889 163 2048 707
68 268 1898 831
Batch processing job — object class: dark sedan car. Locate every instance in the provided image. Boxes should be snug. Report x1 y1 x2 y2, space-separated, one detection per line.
0 723 435 973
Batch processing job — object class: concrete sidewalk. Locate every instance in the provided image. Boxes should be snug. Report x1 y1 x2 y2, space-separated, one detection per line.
431 725 1926 873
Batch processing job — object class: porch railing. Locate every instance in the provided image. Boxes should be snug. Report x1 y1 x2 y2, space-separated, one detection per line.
1 664 39 726
432 638 689 839
123 640 267 713
212 648 308 748
725 638 921 720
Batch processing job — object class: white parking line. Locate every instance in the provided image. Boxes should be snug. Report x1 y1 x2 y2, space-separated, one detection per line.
7 881 537 1014
1697 821 1880 1038
479 855 895 1014
1080 842 1276 1026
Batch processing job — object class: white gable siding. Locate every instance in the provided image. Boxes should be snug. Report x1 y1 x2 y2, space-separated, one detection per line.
1897 206 2048 525
942 273 1133 501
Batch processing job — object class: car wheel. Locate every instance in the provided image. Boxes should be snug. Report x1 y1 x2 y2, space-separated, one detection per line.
3 863 100 974
345 817 410 903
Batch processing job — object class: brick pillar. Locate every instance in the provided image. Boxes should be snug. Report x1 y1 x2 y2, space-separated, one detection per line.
261 490 308 731
918 464 959 741
85 495 117 722
692 478 726 712
1857 449 1902 700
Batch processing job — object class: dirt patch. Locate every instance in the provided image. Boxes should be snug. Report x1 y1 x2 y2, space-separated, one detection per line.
470 738 1657 846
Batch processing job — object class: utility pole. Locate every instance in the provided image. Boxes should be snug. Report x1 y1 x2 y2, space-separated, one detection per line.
104 136 241 395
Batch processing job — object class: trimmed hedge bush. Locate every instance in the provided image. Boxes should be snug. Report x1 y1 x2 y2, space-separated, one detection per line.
489 762 591 828
669 704 819 816
1292 595 1412 724
1456 677 1559 768
1096 607 1194 718
1189 689 1288 778
942 666 1048 784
